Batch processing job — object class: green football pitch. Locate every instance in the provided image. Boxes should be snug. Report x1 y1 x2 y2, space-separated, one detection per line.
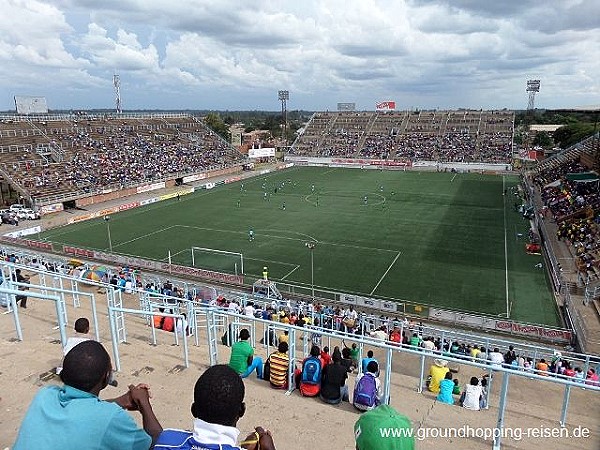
39 166 560 326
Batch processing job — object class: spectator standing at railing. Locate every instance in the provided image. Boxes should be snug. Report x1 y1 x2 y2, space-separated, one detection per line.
12 268 30 308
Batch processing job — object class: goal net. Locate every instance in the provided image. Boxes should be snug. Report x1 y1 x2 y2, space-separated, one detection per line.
190 247 244 275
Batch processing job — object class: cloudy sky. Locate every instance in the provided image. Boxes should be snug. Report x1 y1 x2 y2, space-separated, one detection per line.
1 0 599 111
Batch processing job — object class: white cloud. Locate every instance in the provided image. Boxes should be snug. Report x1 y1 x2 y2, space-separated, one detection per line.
78 23 160 72
0 0 598 110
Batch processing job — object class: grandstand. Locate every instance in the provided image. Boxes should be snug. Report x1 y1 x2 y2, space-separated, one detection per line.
0 113 246 206
290 110 514 163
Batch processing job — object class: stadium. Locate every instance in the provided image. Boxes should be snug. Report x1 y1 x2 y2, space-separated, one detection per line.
3 0 600 441
1 99 599 450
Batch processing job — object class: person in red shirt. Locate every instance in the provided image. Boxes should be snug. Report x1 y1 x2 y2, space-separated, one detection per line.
563 362 575 378
320 347 332 365
153 308 165 329
162 314 175 332
389 328 401 346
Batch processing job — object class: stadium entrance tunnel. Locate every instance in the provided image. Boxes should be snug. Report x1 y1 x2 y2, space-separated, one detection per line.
62 200 77 211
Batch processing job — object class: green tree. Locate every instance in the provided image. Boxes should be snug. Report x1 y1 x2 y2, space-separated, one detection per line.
553 123 596 149
532 131 553 148
204 113 231 142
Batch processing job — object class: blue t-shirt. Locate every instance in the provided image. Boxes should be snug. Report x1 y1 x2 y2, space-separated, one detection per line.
437 379 455 405
13 385 151 450
155 429 241 450
361 357 376 374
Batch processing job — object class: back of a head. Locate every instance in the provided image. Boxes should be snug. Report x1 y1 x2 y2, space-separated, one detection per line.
332 348 342 361
239 328 250 341
354 405 414 450
278 341 289 353
367 350 374 358
74 317 90 334
310 345 320 357
192 365 245 427
60 340 110 393
470 376 479 386
367 360 378 374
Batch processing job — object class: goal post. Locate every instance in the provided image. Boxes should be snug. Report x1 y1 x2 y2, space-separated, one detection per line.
190 247 244 275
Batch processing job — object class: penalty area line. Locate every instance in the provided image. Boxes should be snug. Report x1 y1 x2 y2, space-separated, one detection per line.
370 251 401 296
281 265 301 280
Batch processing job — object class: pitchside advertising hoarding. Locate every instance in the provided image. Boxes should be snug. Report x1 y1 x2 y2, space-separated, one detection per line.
248 147 276 158
376 101 396 111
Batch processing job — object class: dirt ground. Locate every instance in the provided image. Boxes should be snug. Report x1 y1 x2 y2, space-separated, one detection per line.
0 274 599 450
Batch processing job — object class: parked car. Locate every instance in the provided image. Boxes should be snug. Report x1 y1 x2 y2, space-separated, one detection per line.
9 204 25 212
17 208 40 220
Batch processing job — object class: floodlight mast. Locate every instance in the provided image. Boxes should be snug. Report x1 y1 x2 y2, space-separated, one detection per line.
113 74 122 114
526 79 540 112
278 90 289 150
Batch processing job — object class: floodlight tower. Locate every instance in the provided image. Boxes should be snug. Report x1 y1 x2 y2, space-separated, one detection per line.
113 74 122 114
526 79 540 112
278 90 289 149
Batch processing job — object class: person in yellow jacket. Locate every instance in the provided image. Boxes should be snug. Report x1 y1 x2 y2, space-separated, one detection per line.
428 359 449 394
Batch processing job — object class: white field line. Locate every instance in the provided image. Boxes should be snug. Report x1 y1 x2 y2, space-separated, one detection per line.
281 265 301 280
175 225 397 254
109 225 179 250
370 251 401 296
451 173 458 182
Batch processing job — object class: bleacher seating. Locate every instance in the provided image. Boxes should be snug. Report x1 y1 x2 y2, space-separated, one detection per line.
291 109 515 163
0 114 246 204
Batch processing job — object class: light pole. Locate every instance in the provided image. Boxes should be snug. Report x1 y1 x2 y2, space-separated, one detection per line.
104 215 113 252
278 90 289 149
305 242 316 301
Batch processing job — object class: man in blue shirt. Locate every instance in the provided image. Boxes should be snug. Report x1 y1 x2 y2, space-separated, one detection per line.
361 350 378 374
13 340 162 450
155 364 276 450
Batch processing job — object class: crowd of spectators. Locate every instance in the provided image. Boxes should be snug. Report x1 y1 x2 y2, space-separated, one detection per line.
534 159 600 283
292 110 514 163
0 116 245 201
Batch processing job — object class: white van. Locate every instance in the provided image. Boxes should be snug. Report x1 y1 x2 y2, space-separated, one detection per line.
9 204 25 212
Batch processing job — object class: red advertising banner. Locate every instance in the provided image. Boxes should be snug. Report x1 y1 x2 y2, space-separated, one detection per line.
494 320 572 343
376 101 396 111
160 263 244 285
63 246 95 258
1 236 52 251
118 201 140 211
